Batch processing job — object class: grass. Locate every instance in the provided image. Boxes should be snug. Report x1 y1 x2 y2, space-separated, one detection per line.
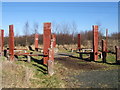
106 53 116 63
2 48 119 88
58 48 119 68
61 50 119 70
73 50 116 64
24 58 64 88
1 56 6 61
2 55 64 88
96 53 116 64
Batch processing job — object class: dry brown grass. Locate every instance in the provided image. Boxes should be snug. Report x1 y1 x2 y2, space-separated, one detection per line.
2 60 34 88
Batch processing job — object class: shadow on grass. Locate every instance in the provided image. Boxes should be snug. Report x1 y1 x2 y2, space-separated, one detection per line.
58 53 120 65
30 56 48 74
14 54 48 74
30 57 47 67
94 60 120 65
32 64 47 74
106 62 120 65
28 46 34 51
58 53 92 62
14 55 29 62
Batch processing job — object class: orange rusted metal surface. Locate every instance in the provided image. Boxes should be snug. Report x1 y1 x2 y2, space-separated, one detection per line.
1 30 4 51
9 25 14 61
47 34 55 76
43 23 51 64
49 34 55 61
78 34 81 50
0 29 4 55
0 30 2 55
93 25 98 61
15 52 30 55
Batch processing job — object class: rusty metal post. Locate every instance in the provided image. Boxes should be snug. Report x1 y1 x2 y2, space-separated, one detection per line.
9 25 14 61
1 30 4 56
78 34 81 51
34 34 39 51
93 25 98 61
102 39 107 63
115 46 120 64
106 29 108 52
1 30 4 51
0 30 2 56
0 30 4 55
52 34 56 48
43 23 51 65
48 34 54 76
50 34 55 60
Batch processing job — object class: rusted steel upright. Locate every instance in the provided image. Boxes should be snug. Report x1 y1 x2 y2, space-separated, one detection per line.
78 34 81 50
48 34 54 76
34 33 39 51
93 25 98 61
50 34 55 60
48 37 54 62
102 39 107 63
51 34 56 48
106 29 108 52
0 30 2 56
0 30 4 56
115 46 120 64
1 30 4 51
43 23 51 64
9 25 14 61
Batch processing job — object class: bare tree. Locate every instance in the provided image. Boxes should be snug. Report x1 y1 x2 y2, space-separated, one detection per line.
23 21 29 46
71 21 77 41
60 23 70 34
52 22 60 34
33 22 39 34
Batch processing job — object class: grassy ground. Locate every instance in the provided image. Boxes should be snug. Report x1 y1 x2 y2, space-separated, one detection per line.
1 49 120 88
2 56 64 88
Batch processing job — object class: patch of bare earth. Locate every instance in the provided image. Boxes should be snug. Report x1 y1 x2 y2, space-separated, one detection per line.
55 57 119 88
55 57 107 70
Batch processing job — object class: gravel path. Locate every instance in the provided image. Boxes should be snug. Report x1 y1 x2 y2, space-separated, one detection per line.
69 69 119 88
55 52 119 88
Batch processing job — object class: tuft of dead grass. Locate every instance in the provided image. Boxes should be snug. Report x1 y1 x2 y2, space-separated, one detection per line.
2 60 34 88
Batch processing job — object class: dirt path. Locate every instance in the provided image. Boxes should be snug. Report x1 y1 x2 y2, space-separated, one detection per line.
55 56 119 88
71 69 119 88
55 57 107 70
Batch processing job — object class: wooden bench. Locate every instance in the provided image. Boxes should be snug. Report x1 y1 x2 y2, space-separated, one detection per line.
77 51 102 60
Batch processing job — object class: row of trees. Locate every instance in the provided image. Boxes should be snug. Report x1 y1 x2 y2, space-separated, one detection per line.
4 21 119 47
